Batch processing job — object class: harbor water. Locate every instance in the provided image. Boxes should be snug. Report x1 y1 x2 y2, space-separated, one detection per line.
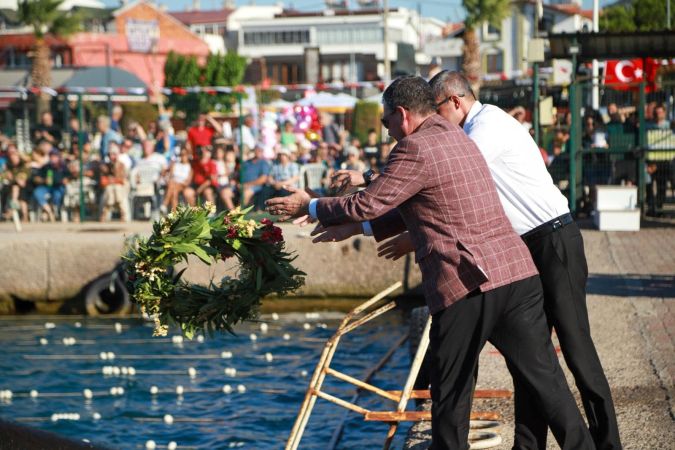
0 312 411 449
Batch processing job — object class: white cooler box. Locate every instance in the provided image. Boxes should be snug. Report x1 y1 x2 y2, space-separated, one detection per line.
593 185 640 231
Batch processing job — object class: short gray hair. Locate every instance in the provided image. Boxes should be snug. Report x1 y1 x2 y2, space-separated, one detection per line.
428 71 476 102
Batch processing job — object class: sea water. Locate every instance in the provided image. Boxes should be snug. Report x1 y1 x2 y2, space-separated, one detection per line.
0 312 411 449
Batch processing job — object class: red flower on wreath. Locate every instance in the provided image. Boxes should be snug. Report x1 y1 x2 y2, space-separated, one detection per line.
262 225 283 244
227 226 238 239
261 218 273 227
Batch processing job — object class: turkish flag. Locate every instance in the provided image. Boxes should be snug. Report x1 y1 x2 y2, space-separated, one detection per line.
605 58 659 92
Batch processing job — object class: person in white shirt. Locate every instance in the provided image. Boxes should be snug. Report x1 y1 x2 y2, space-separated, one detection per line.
430 72 620 450
313 71 621 450
235 114 256 155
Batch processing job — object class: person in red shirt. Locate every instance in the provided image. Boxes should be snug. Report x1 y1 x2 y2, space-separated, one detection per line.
186 113 222 156
184 146 217 206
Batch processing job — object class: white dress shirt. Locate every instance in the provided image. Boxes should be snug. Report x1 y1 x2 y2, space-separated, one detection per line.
309 102 569 236
463 101 569 235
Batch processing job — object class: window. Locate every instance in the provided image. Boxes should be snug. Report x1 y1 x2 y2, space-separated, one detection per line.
482 21 500 41
243 30 309 46
486 50 503 74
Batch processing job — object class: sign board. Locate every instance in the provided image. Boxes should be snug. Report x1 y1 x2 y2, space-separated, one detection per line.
552 59 573 85
126 19 159 53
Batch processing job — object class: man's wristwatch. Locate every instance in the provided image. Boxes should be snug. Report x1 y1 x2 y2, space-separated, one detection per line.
363 169 376 186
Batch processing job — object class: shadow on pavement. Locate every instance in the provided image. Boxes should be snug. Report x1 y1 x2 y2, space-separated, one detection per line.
587 273 675 298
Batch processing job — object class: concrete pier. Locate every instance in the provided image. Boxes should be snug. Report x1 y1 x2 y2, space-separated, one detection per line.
0 221 421 313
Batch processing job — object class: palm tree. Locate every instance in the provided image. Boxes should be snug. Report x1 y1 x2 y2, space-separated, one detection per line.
461 0 511 95
18 0 80 117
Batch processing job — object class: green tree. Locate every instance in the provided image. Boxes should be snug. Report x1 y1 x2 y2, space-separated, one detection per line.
462 0 511 95
164 52 248 123
601 0 675 32
18 0 80 116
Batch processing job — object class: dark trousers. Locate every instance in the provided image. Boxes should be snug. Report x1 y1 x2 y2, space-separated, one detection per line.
429 276 593 450
514 222 622 449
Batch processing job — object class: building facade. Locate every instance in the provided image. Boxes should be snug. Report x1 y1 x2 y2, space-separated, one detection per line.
230 6 444 85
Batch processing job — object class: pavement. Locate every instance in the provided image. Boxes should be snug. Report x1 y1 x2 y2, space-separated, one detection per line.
404 224 675 450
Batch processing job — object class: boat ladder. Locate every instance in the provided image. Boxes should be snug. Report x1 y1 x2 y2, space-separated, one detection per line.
285 282 512 450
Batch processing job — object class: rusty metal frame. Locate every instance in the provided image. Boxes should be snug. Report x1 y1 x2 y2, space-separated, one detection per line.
285 281 510 450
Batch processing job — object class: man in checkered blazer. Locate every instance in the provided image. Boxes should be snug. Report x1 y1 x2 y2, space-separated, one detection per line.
266 76 593 450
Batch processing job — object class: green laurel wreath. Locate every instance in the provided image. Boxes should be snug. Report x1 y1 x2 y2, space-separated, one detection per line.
123 203 305 338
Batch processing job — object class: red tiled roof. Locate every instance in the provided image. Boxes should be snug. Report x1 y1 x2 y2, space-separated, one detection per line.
0 33 69 50
169 8 233 25
442 22 465 37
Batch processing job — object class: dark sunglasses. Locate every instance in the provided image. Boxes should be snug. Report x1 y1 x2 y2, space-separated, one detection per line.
380 107 406 129
436 93 465 109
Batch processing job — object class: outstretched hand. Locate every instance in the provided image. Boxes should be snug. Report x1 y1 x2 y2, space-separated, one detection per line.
377 232 414 261
330 170 365 195
310 222 363 243
265 186 311 221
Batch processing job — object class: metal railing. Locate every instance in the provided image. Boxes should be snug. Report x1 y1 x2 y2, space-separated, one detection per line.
286 282 511 450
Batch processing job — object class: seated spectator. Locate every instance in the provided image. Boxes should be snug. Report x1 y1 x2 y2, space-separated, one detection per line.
240 145 270 208
99 146 129 222
187 114 222 156
235 114 256 157
66 117 90 161
111 105 124 133
184 146 217 207
268 148 300 197
214 145 237 211
363 128 380 160
32 149 69 222
295 142 311 165
509 106 532 131
136 140 167 179
649 104 671 130
320 113 341 152
161 147 192 213
125 121 147 145
155 120 177 159
96 115 122 160
582 116 608 149
118 140 135 172
33 111 62 146
280 120 296 146
607 102 624 124
1 143 30 221
31 139 52 169
340 146 366 172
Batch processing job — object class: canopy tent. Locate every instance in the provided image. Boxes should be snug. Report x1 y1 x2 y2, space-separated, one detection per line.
64 66 147 89
262 98 294 111
297 92 358 113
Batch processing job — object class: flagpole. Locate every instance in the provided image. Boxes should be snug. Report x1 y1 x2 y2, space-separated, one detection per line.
591 0 600 111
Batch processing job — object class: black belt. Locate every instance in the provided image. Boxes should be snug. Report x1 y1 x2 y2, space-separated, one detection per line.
521 213 574 242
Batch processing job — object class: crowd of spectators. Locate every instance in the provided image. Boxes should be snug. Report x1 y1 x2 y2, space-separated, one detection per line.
0 105 393 223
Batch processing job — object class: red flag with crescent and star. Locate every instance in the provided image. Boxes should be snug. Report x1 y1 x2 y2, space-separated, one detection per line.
604 58 659 92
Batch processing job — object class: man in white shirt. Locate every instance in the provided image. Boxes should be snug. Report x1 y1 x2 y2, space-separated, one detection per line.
429 72 621 450
314 71 621 450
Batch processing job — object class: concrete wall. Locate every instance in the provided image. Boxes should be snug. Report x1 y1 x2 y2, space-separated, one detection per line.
0 223 421 314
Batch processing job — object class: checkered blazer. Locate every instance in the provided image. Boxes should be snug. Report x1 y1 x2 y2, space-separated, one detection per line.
316 114 537 314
